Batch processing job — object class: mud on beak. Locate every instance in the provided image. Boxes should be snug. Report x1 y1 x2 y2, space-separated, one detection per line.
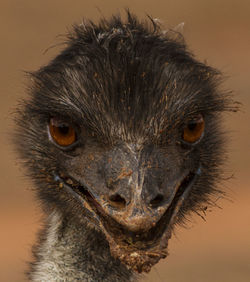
55 163 200 273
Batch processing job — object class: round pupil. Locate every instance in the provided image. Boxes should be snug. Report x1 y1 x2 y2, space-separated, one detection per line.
58 125 69 135
187 122 197 131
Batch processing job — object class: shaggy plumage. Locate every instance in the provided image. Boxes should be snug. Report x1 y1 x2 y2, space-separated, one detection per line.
14 12 235 281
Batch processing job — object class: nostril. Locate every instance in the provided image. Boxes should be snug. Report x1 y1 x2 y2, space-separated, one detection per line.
108 193 126 209
149 194 164 208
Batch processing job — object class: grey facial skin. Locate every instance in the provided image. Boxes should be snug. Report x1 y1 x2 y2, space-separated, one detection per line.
14 11 235 281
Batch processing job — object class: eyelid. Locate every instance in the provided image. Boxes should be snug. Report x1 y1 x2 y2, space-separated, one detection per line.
48 117 79 150
182 114 205 144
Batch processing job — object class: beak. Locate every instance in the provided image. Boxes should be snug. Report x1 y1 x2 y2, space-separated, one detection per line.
90 143 191 233
54 157 200 273
99 169 188 233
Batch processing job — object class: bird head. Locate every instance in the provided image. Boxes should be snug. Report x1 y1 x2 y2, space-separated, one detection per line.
15 12 234 273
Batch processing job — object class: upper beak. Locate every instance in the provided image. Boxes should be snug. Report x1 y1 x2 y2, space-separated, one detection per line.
95 167 188 233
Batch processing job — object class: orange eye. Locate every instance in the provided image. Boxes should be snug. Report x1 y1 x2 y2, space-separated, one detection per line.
49 118 76 147
182 115 205 143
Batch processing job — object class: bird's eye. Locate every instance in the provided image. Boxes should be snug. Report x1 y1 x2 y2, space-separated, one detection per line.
49 117 76 147
182 115 205 143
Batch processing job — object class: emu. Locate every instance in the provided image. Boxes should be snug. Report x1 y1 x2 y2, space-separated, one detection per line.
15 12 234 281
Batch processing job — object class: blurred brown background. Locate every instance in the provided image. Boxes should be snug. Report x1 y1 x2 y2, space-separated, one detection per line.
0 0 249 281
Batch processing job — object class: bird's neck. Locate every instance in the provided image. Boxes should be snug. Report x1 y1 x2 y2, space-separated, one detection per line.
29 211 134 281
